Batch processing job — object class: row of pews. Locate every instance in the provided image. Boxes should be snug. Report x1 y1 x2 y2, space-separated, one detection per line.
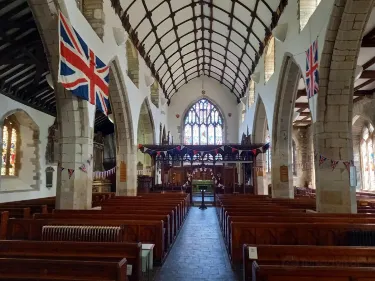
216 194 375 280
0 192 190 281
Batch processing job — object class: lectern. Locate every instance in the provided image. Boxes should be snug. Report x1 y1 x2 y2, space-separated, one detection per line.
199 185 208 210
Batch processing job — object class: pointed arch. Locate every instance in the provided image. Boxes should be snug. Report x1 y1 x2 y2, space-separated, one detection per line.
108 59 136 196
182 98 224 145
252 95 269 194
271 54 302 198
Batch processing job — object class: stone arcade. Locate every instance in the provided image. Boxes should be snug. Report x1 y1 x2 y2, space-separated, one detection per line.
2 0 375 280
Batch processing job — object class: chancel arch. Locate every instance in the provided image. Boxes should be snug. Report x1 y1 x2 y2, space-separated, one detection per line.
271 54 302 198
182 98 224 145
252 95 269 195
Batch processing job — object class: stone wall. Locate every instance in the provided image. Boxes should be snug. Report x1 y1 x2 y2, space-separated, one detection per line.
82 0 105 39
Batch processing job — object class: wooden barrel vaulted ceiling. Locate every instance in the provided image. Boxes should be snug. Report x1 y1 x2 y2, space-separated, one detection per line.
0 0 113 134
116 0 287 102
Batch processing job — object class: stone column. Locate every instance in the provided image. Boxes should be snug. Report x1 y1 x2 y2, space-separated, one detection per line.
255 157 268 195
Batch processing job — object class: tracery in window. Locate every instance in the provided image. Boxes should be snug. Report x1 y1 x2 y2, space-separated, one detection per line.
1 117 19 176
361 123 375 191
264 36 275 83
299 0 321 31
248 81 255 108
183 99 224 145
265 130 271 173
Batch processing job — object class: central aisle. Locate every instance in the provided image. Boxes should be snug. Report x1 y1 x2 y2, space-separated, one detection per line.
155 207 238 281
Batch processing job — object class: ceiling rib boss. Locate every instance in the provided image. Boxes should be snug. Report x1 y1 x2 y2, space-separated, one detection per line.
110 0 287 103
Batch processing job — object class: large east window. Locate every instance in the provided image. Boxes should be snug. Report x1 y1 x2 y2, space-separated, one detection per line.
183 99 224 145
360 124 375 191
1 117 19 176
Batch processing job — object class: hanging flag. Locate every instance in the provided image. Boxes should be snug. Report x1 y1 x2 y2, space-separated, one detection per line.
343 161 351 172
319 155 327 166
331 160 339 171
214 149 218 155
58 12 110 115
231 147 238 153
305 38 319 123
251 149 257 155
176 145 181 151
68 169 74 179
79 164 87 173
60 167 65 172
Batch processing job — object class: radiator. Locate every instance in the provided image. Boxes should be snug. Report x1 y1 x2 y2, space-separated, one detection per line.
41 225 124 242
347 230 375 246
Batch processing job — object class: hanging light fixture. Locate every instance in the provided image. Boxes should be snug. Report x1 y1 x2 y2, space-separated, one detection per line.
201 77 206 95
272 23 288 42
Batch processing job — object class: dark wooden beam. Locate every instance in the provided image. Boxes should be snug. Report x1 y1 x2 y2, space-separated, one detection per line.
361 39 375 47
354 78 375 91
360 70 375 79
296 89 306 99
362 56 375 70
295 102 309 109
299 112 311 117
355 90 375 96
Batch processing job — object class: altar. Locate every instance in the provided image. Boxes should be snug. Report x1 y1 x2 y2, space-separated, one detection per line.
192 180 213 192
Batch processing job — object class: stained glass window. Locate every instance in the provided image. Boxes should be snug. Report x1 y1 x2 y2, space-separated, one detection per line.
183 99 224 145
1 117 19 176
361 124 375 191
299 0 321 31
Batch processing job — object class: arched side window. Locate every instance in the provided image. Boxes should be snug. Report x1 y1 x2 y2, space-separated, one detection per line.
1 116 19 176
183 99 224 145
248 80 255 108
292 140 297 176
299 0 321 31
264 36 275 83
265 130 271 173
126 39 139 88
151 81 159 108
360 124 375 191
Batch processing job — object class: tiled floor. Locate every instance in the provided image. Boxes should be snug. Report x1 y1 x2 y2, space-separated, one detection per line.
155 207 238 281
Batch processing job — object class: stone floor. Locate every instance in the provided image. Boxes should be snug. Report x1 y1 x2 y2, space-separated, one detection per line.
154 207 238 281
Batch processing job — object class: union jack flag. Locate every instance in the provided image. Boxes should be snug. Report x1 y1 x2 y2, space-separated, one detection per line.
305 39 319 99
58 12 110 115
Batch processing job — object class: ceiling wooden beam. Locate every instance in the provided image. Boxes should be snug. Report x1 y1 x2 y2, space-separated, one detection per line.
296 89 305 99
360 70 375 79
355 90 375 96
354 78 375 91
295 102 309 109
299 112 311 117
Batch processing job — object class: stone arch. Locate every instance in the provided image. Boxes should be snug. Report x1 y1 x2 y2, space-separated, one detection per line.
271 54 302 198
315 0 375 213
180 96 227 143
0 109 41 190
108 59 136 196
28 0 97 209
252 95 269 194
137 98 155 176
126 39 139 88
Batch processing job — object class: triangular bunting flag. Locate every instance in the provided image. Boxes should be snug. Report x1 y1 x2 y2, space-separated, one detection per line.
258 146 264 153
68 169 74 179
343 161 351 172
79 164 87 173
214 149 218 155
60 167 65 172
231 147 238 153
331 160 339 171
144 147 149 152
319 155 327 166
193 150 199 155
138 144 143 149
220 146 225 151
157 151 161 156
251 149 257 155
238 150 243 155
176 145 181 151
87 159 91 166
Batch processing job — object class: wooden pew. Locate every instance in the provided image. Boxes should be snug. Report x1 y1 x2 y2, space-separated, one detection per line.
0 207 30 218
34 212 172 250
0 240 141 281
243 244 375 281
230 222 375 264
0 216 165 264
0 257 128 281
253 263 375 281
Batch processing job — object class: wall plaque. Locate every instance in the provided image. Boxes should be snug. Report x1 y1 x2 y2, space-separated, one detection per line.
120 161 126 182
280 165 288 182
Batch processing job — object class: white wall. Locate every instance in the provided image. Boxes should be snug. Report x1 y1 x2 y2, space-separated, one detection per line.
0 95 57 203
168 76 238 144
240 0 335 140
